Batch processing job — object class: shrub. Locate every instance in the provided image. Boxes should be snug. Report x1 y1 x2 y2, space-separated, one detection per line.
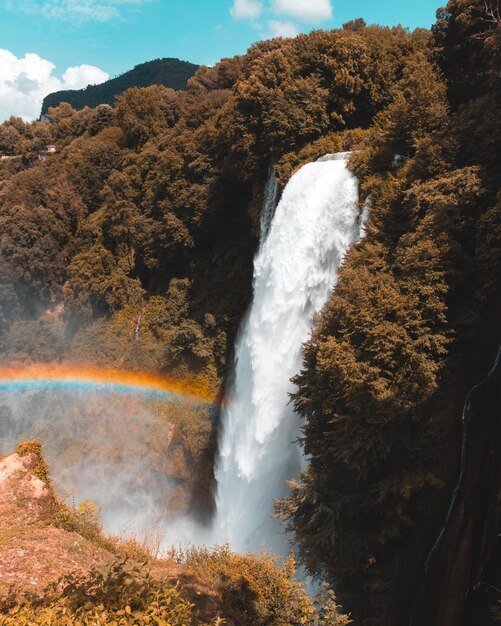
15 440 50 484
175 544 315 626
0 560 221 625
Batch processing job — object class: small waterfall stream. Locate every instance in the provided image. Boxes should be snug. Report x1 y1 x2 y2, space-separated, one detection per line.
213 153 363 554
409 342 501 624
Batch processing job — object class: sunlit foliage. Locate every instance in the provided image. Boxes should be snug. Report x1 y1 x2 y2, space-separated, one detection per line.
278 2 500 623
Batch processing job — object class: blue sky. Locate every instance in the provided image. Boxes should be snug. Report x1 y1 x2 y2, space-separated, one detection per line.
0 0 441 121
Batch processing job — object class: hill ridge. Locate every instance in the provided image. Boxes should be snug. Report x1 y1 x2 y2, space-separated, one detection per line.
41 57 199 115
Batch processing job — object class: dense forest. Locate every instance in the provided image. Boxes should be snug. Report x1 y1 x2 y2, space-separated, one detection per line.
40 58 199 115
0 0 500 623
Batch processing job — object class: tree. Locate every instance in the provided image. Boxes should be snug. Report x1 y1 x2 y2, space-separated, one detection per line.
115 85 180 146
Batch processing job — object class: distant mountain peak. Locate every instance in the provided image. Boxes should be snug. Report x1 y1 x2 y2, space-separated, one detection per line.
41 57 199 116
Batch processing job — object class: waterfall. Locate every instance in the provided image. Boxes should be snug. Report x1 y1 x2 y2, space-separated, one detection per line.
213 153 363 554
259 163 278 244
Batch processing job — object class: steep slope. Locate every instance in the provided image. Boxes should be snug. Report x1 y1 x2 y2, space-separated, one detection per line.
0 444 225 623
41 58 199 115
0 444 113 597
279 2 501 624
0 442 318 625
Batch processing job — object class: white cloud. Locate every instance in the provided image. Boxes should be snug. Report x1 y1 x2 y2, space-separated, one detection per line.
229 0 333 37
268 19 299 37
230 0 263 20
61 64 109 89
271 0 332 22
4 0 151 23
0 49 109 122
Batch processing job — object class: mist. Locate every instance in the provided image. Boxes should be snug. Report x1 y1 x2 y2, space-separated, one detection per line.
0 386 213 546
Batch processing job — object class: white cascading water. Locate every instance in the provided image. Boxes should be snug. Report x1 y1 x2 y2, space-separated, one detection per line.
213 152 364 554
259 162 279 243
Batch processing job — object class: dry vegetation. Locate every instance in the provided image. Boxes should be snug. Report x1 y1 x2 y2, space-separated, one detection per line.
0 442 349 625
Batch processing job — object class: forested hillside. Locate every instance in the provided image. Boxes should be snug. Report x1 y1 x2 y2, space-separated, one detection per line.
40 58 199 115
0 0 499 623
0 21 425 392
278 2 501 624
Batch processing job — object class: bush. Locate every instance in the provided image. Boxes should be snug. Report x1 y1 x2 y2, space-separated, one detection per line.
15 440 50 484
0 560 222 625
175 544 315 626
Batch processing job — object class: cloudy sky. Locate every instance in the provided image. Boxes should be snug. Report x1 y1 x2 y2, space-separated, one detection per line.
0 0 439 121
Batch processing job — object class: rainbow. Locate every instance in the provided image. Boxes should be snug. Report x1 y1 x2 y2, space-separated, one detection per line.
0 364 217 405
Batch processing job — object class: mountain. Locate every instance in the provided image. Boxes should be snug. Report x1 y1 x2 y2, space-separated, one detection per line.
40 57 199 115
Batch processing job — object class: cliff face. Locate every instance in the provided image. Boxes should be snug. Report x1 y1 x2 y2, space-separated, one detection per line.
382 326 501 626
415 319 501 626
276 2 500 622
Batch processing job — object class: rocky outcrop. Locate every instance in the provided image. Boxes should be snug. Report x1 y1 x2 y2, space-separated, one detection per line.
0 448 113 598
0 444 226 623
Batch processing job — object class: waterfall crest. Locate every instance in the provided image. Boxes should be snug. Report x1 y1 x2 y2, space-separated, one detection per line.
213 154 362 553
